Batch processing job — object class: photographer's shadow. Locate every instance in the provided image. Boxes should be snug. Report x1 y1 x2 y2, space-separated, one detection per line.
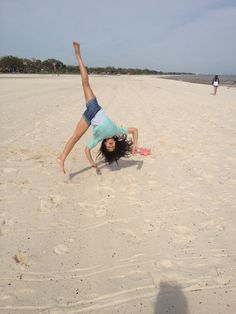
69 159 144 180
154 281 189 314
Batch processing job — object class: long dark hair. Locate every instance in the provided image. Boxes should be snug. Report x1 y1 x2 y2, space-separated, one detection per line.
97 135 133 164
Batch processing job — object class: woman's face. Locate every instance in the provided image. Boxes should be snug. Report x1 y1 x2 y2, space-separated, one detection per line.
104 138 116 152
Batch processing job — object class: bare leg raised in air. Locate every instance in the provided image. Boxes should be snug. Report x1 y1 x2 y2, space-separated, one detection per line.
57 42 94 173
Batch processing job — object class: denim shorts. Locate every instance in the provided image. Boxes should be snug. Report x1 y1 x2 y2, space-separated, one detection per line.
83 97 102 126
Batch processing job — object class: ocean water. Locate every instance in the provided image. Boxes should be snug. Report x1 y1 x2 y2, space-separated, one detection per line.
162 74 236 87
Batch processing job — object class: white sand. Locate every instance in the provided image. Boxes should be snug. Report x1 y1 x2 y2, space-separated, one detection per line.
0 74 236 313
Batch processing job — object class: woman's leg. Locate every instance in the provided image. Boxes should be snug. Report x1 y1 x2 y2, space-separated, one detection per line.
57 42 94 173
57 116 89 173
73 42 95 103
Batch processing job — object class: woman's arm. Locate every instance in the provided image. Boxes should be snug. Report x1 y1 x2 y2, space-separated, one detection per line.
85 147 97 168
128 127 138 154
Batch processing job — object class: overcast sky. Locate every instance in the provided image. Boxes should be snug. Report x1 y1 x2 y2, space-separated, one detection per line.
1 0 236 74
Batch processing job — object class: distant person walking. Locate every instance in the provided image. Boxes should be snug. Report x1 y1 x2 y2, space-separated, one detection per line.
212 75 220 95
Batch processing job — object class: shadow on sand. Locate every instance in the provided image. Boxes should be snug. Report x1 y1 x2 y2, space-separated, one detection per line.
69 159 144 180
154 281 189 314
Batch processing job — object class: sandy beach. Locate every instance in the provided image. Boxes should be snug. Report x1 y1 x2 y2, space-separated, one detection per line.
0 74 236 314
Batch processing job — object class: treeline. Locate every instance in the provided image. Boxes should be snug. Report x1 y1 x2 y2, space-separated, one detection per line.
0 56 67 74
0 56 193 75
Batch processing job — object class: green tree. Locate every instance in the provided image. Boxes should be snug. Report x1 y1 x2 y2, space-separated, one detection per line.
42 59 66 73
22 58 42 73
0 56 24 73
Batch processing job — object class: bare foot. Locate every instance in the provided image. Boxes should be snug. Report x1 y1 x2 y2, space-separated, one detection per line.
57 158 65 173
73 41 80 55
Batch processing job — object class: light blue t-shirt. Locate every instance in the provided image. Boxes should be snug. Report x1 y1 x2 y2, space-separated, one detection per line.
87 110 128 149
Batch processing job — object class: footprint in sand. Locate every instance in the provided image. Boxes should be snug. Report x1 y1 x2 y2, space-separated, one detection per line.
143 219 159 234
172 225 195 243
215 276 232 286
114 228 140 243
78 202 108 218
95 207 107 217
160 259 174 269
9 288 36 299
200 220 226 232
2 167 18 174
54 244 69 255
49 309 64 314
126 184 139 201
147 180 158 185
13 251 30 269
39 195 63 212
0 294 13 301
95 185 116 198
0 213 16 235
173 225 191 234
128 190 137 196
